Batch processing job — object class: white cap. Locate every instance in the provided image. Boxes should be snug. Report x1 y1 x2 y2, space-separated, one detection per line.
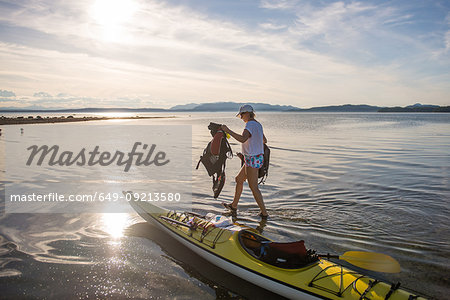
236 104 254 117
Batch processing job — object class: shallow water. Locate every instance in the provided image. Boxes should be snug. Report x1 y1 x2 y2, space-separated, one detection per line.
1 112 449 299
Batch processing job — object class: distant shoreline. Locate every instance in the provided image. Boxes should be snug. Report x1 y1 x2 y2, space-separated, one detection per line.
1 102 449 113
0 116 175 125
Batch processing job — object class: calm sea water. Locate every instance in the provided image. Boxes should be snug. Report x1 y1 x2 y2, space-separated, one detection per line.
1 112 449 299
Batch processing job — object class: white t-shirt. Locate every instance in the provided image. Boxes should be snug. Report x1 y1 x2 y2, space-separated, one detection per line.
242 120 264 156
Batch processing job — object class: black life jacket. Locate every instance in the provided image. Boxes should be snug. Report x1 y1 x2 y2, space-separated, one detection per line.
258 143 270 184
196 122 233 198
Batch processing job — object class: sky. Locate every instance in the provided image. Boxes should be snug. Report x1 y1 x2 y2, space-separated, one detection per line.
0 0 449 109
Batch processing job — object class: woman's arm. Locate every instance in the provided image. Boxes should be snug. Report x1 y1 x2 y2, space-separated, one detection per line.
221 125 250 143
263 134 267 144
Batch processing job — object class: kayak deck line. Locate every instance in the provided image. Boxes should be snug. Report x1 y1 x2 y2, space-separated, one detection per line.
158 210 239 249
126 193 427 300
308 264 364 297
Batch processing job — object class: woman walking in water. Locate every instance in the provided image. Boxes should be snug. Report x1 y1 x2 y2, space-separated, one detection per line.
220 104 269 218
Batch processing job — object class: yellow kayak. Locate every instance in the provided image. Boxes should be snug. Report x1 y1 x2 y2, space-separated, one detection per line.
128 196 425 300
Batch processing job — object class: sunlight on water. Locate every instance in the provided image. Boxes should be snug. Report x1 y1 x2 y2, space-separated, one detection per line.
96 112 136 118
101 213 133 240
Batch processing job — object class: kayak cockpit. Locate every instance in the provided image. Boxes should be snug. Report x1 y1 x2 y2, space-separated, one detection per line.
238 230 319 269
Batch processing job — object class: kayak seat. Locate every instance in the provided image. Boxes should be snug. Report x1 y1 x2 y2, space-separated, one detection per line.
239 231 319 269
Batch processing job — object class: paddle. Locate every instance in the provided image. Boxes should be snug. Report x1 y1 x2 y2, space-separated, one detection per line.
319 251 401 273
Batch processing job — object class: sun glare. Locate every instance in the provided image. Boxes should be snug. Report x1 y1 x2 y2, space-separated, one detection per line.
90 0 138 42
101 213 132 239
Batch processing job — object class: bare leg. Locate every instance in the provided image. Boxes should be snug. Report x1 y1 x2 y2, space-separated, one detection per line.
246 166 268 216
232 165 247 209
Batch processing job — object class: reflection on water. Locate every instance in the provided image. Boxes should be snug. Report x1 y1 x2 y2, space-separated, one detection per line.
101 213 133 240
0 112 449 299
125 222 282 299
96 112 136 118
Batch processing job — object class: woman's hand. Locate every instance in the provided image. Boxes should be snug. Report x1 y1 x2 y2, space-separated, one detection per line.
221 125 248 143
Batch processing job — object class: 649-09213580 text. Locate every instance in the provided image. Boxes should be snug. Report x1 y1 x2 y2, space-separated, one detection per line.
8 192 182 202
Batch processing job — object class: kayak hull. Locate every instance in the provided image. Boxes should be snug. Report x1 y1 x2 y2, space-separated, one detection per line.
134 202 320 299
128 197 426 300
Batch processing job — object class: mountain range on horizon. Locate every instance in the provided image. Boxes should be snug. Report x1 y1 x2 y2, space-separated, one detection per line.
170 102 297 111
0 102 448 113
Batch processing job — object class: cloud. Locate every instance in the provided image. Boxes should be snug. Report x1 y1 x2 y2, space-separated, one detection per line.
0 98 17 102
0 88 166 109
259 0 298 10
284 2 403 48
33 91 52 97
444 13 450 53
0 89 16 97
446 31 450 53
259 22 287 30
0 0 449 107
